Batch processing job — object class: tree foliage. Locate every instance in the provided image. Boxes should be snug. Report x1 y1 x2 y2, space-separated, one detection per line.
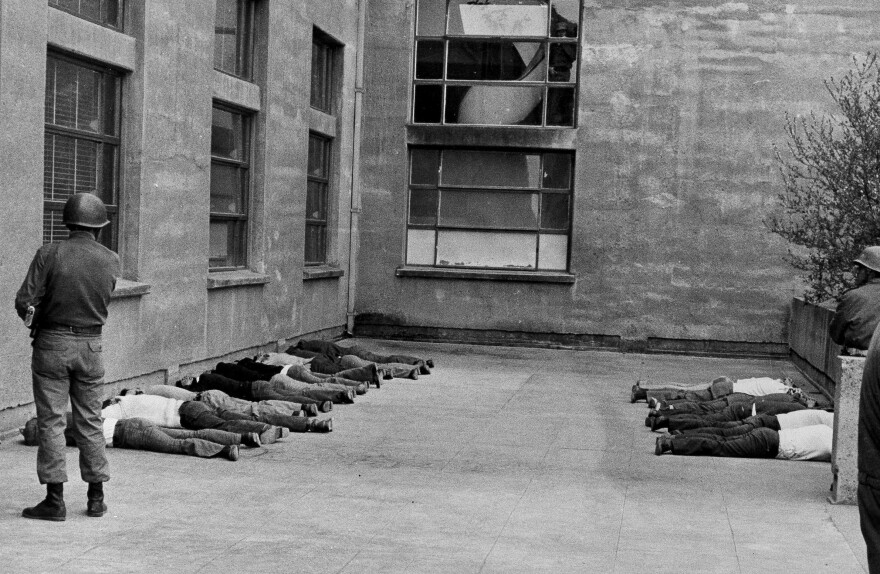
768 53 880 303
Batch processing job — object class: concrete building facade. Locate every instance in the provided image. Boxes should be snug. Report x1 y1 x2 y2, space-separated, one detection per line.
0 0 364 432
354 1 880 354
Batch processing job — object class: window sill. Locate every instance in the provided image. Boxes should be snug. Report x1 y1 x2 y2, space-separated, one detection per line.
395 266 576 284
207 270 271 290
111 279 151 299
303 265 345 281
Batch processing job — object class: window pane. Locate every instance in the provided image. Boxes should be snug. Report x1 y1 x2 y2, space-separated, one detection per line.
542 153 572 189
415 40 444 80
551 0 580 38
308 135 329 178
49 0 120 28
211 108 245 160
209 221 231 263
43 208 68 245
409 188 438 225
306 180 327 222
410 149 439 185
448 1 548 37
416 0 446 36
311 35 336 112
413 85 443 124
549 42 577 82
540 193 569 230
215 0 249 77
210 163 245 213
406 229 436 265
305 223 327 264
441 150 541 188
538 234 567 270
447 85 543 126
437 230 536 268
546 87 575 126
447 41 545 82
440 191 537 229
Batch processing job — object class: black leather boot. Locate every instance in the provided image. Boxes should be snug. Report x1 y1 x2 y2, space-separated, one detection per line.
87 482 107 517
23 482 66 521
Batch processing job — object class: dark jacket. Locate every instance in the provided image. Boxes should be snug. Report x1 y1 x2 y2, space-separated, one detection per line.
829 278 880 350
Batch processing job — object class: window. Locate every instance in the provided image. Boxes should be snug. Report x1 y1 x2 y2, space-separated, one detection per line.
413 0 580 127
311 31 337 113
306 29 341 266
305 134 331 265
406 148 572 270
214 0 254 79
210 105 251 270
44 53 121 249
49 0 122 29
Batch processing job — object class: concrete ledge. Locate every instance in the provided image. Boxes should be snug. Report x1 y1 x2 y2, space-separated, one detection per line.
111 279 151 299
47 7 136 71
213 70 261 112
396 266 576 284
207 270 270 290
830 355 865 505
303 265 345 281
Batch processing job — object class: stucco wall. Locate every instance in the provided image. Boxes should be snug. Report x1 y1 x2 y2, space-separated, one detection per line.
0 0 361 432
355 0 880 350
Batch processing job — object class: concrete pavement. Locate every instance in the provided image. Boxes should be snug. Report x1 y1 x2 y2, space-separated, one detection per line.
0 340 868 573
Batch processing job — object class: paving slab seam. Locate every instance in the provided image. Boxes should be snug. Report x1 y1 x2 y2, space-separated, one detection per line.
476 477 534 574
721 491 745 574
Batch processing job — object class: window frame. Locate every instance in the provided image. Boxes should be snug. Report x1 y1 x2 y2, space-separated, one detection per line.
310 29 338 114
305 133 332 266
214 0 255 80
412 0 580 128
406 146 573 272
48 0 124 30
209 102 252 271
43 51 122 250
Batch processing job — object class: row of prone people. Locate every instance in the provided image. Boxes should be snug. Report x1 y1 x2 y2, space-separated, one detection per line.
20 340 435 463
629 376 834 462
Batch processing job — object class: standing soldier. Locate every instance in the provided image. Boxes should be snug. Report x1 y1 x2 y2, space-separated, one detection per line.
14 193 120 521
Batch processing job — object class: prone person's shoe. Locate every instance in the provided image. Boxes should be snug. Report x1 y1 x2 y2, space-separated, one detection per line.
650 416 670 432
409 368 419 380
22 483 65 522
276 426 290 440
86 482 106 517
426 359 435 368
630 381 646 403
655 434 673 456
355 383 368 395
259 427 279 445
308 418 333 433
319 401 333 413
419 363 431 375
303 404 319 417
645 415 655 428
241 432 261 448
221 445 240 461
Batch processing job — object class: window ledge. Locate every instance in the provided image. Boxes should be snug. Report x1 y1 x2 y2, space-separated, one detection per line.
396 266 576 284
303 265 345 281
207 270 271 290
111 279 151 299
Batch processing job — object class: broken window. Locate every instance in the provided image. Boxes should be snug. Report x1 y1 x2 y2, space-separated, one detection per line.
413 0 580 127
406 148 572 271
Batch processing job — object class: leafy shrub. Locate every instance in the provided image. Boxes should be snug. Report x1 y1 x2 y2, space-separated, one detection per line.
768 53 880 303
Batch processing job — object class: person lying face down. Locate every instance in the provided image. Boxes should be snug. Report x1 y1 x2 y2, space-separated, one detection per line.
100 393 287 445
646 399 813 432
137 385 332 433
630 376 805 405
670 409 833 438
654 418 833 462
21 416 245 461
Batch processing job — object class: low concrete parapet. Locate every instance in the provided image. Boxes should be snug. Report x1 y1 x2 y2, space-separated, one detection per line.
830 355 866 504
